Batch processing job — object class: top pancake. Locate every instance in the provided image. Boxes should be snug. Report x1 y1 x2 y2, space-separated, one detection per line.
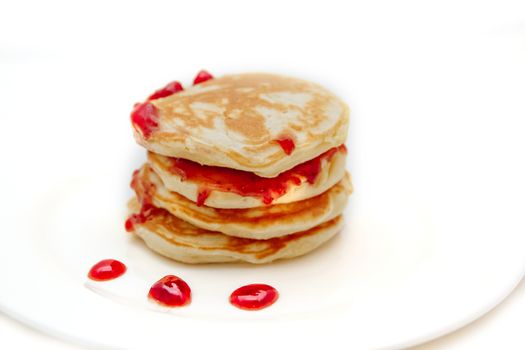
132 73 349 177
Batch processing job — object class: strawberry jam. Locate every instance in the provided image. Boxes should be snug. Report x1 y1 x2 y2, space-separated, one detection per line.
147 81 183 101
125 203 164 232
130 102 158 139
193 70 213 85
126 167 165 231
148 275 191 307
196 188 211 206
88 259 127 281
169 145 345 206
230 284 279 310
275 138 295 155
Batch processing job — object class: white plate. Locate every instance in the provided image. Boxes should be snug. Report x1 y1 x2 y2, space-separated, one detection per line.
1 3 525 349
0 148 524 350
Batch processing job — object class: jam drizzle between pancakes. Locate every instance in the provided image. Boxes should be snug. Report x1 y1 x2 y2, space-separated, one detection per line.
275 138 295 155
169 145 346 206
125 203 164 232
125 169 164 232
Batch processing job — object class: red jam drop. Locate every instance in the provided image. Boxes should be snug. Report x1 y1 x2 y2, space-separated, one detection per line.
124 217 134 232
169 145 345 205
148 275 191 307
275 138 295 155
147 81 183 101
130 102 159 139
193 70 213 85
88 259 127 281
196 188 211 206
230 284 279 311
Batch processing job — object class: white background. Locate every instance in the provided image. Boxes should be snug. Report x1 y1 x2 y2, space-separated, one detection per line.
1 0 524 349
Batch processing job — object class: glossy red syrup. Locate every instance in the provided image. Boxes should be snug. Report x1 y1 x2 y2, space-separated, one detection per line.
124 217 134 232
169 145 345 205
147 81 183 100
88 259 127 281
130 102 158 139
230 284 279 310
148 275 191 307
275 138 295 155
196 188 211 206
193 70 213 85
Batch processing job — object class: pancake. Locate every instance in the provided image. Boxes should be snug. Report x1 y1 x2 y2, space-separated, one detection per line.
132 164 352 239
131 73 349 178
148 145 347 209
126 197 344 264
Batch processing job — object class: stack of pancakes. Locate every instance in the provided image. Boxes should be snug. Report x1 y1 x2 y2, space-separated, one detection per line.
126 73 352 264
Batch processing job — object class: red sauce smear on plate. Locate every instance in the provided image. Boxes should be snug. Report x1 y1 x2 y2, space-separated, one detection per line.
169 145 346 206
148 275 192 307
88 259 127 281
230 284 279 310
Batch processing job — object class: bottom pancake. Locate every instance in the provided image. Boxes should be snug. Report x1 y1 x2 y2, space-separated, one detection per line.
126 197 343 264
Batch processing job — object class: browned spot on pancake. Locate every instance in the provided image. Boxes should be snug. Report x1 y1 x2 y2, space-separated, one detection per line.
224 110 267 140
